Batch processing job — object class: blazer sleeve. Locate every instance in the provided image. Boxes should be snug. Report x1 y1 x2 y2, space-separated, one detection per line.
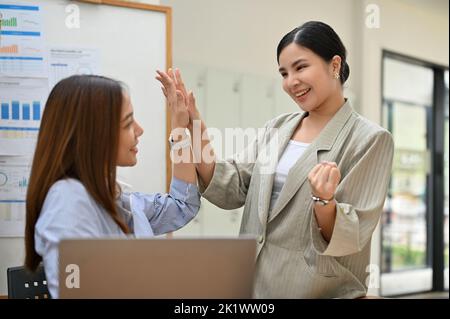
200 119 276 210
310 130 394 257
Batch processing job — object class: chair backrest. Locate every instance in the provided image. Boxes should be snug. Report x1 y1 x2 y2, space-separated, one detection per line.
7 265 50 299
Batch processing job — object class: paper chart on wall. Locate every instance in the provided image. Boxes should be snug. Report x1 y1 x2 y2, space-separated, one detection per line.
0 3 47 78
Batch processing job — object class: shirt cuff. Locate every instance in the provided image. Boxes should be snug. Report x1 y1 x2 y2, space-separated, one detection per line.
169 176 201 205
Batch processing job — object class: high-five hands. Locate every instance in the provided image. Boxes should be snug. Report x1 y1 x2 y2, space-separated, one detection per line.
155 68 189 129
156 68 201 130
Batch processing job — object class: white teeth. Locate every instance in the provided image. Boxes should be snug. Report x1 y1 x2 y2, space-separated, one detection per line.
295 88 310 97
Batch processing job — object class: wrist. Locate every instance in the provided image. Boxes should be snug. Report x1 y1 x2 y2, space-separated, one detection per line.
169 127 188 142
188 119 205 136
171 123 188 131
169 130 191 151
311 193 335 206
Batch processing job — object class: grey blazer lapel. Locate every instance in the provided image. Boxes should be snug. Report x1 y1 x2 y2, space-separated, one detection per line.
257 112 306 226
268 100 354 223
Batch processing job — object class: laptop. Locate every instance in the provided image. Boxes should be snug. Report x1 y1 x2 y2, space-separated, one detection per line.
58 237 256 299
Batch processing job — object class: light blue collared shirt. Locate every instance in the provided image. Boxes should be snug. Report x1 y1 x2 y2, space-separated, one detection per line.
34 177 200 298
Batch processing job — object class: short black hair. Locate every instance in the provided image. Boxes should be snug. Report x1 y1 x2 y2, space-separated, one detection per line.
277 21 350 84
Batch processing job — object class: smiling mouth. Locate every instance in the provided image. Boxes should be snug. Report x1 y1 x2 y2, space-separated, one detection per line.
294 88 311 98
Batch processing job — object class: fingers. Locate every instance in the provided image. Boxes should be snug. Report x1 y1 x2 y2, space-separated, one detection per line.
309 161 339 183
155 70 176 93
161 86 167 97
319 165 332 184
189 90 195 101
329 167 341 186
175 68 188 97
176 90 186 107
188 91 194 106
308 163 322 180
169 68 177 85
187 91 195 113
156 68 191 103
155 69 171 84
187 91 198 111
322 161 337 168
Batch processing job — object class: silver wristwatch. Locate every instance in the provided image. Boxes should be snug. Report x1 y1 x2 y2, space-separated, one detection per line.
311 194 334 206
169 133 191 151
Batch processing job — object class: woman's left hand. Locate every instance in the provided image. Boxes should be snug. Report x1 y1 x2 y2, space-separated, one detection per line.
156 69 190 129
308 161 341 201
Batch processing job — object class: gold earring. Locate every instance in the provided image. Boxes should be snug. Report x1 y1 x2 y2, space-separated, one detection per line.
334 73 340 79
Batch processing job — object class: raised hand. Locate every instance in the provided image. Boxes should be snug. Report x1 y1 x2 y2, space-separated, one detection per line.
155 69 189 129
308 161 341 201
177 69 200 118
170 68 201 130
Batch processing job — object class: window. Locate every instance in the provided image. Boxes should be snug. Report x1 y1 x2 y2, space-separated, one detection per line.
444 70 449 289
381 53 448 296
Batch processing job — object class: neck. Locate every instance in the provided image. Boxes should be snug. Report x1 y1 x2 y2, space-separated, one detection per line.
306 92 346 124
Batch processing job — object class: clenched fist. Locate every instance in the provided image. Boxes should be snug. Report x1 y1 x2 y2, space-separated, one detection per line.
308 161 341 201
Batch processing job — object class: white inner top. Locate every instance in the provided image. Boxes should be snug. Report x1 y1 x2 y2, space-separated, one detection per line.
269 140 311 212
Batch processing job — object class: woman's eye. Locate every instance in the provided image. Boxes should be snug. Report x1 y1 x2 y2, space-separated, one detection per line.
297 65 307 71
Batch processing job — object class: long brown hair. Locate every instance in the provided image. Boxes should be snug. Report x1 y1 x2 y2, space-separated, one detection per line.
25 75 130 271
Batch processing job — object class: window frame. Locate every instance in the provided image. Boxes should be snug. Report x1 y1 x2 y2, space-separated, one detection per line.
381 50 448 295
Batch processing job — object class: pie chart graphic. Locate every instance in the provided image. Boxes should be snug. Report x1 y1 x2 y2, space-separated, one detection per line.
0 172 7 187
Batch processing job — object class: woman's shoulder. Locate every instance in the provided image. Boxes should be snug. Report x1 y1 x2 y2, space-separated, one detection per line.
265 111 303 129
351 111 392 140
42 178 98 216
36 179 110 244
48 178 88 196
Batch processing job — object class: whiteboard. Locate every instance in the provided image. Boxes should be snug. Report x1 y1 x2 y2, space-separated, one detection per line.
3 0 171 197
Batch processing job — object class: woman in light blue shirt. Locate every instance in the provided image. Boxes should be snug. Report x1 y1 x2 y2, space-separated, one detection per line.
24 74 199 298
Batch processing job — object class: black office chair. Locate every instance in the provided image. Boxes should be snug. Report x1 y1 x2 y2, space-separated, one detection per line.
7 265 50 299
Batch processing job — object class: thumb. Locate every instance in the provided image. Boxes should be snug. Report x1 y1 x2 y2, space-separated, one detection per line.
188 91 195 108
329 167 341 187
188 91 200 114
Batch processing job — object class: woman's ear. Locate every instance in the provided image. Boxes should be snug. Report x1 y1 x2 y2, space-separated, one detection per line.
331 55 342 75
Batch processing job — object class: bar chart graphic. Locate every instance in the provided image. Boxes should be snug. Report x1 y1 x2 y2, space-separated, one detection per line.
0 44 19 53
0 77 46 159
1 100 41 121
0 17 18 27
18 176 28 189
0 77 47 134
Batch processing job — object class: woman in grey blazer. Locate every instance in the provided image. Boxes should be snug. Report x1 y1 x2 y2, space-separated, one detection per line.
158 21 394 298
